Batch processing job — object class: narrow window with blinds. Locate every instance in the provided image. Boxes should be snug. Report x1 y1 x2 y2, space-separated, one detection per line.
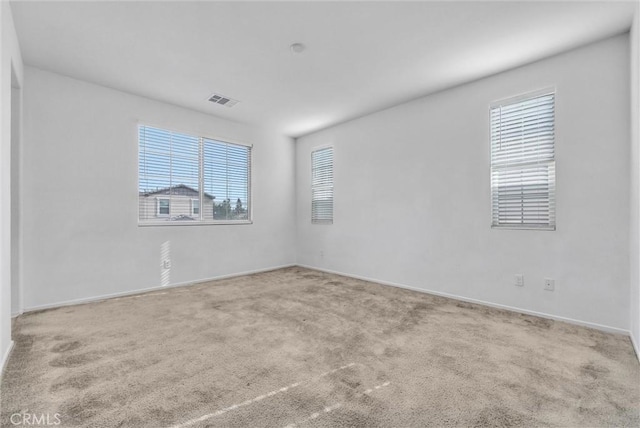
311 147 333 224
490 90 555 229
138 125 251 225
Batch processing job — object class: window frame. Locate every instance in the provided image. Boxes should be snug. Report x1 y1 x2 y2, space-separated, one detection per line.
489 88 556 231
138 124 253 227
156 197 170 218
311 145 334 224
190 198 200 217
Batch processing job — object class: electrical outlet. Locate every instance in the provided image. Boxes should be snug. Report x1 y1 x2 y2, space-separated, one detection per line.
544 278 555 291
515 274 524 287
163 260 171 269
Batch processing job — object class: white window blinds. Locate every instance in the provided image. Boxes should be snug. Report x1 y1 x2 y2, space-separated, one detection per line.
203 137 251 221
138 125 251 224
490 91 556 229
311 147 333 223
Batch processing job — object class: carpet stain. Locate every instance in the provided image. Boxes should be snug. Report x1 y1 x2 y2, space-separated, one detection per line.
580 362 610 379
50 340 83 353
521 315 554 329
50 373 97 392
590 335 634 361
49 352 100 368
13 333 35 348
332 409 382 427
60 394 112 425
455 301 475 310
472 406 532 427
383 346 402 358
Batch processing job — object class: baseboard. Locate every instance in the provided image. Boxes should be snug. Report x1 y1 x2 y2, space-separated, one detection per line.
631 333 640 362
22 264 296 313
297 264 630 336
1 341 15 380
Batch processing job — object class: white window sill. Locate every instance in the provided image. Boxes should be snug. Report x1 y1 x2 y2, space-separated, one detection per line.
491 225 555 231
139 220 253 227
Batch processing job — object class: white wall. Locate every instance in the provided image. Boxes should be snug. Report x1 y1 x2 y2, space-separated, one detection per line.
296 35 631 332
1 1 24 371
630 6 640 355
11 71 21 317
21 67 296 310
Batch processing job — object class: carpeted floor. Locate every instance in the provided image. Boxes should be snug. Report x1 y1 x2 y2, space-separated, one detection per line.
1 267 639 427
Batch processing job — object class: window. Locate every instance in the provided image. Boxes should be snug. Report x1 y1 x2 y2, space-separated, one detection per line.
490 90 555 229
311 147 333 223
138 125 251 225
157 198 170 217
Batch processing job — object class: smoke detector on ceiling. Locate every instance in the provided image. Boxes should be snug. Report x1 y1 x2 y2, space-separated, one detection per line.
290 43 305 54
208 93 239 108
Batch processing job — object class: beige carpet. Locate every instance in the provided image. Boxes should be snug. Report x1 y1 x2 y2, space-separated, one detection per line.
1 267 638 427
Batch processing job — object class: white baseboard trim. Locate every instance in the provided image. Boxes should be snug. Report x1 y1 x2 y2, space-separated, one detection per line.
22 264 296 313
631 333 640 362
1 341 15 380
297 264 631 336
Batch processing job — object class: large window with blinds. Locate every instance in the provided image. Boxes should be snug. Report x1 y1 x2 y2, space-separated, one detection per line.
490 90 555 230
138 125 251 225
311 147 334 224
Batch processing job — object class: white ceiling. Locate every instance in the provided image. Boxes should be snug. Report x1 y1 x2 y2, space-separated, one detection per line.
11 1 636 138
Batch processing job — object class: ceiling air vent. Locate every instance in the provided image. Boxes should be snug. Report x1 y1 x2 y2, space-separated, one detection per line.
208 93 239 108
